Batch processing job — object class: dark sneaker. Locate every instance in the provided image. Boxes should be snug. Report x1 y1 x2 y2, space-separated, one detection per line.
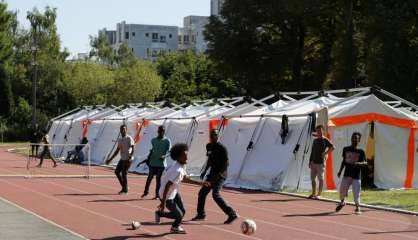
155 211 161 224
224 214 239 224
354 207 362 215
118 190 128 195
140 193 148 198
170 226 186 234
191 215 206 221
335 202 345 212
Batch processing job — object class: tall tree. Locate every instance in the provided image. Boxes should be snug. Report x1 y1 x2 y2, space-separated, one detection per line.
0 3 16 116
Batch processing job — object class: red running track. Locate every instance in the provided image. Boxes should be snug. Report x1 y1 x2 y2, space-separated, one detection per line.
0 148 417 240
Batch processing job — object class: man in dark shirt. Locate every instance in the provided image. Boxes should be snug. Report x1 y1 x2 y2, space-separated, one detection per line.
309 125 334 199
336 132 367 214
191 129 238 224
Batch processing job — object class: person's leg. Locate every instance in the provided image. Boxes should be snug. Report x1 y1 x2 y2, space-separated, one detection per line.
352 179 362 213
35 145 39 157
31 144 35 156
310 166 317 198
158 195 184 227
47 150 57 167
37 150 46 167
115 160 124 192
317 164 325 197
155 167 164 198
143 167 156 197
336 177 350 212
211 179 237 223
121 161 131 193
194 185 211 219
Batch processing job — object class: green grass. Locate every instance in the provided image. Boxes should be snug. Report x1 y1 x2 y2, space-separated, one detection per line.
297 189 418 212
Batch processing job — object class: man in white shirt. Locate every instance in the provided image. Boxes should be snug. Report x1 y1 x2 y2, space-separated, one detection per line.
106 125 134 194
155 143 188 234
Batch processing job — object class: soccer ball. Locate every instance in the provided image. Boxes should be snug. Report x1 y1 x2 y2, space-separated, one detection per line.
131 221 141 230
241 219 256 235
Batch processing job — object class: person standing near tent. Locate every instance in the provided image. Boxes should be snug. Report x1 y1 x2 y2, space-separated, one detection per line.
37 133 58 168
141 125 171 199
106 125 134 195
155 143 189 234
192 129 238 224
29 124 41 157
336 132 367 214
309 125 334 199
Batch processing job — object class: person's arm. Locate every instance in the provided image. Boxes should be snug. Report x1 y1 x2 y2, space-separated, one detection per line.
106 147 120 165
158 181 173 212
355 151 368 166
322 138 335 159
128 137 135 161
337 153 345 178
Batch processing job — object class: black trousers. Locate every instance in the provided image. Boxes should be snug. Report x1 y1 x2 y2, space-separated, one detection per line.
31 143 39 157
143 166 165 197
197 178 236 217
115 160 131 192
160 193 186 227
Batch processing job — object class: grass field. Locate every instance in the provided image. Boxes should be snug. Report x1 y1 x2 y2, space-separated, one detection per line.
298 189 418 212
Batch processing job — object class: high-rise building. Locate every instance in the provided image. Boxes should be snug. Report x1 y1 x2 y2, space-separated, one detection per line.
179 16 209 53
210 0 225 16
112 21 178 61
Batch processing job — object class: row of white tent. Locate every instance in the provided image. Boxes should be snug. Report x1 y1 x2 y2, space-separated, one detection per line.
47 87 418 191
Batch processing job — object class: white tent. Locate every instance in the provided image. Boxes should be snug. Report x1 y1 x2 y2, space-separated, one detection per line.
221 93 417 191
130 103 236 174
87 106 166 165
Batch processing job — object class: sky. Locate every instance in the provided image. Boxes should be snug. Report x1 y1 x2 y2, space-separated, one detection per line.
6 0 210 56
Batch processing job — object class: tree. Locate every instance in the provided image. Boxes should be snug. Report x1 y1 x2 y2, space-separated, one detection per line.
156 51 239 102
89 31 115 65
63 62 113 106
205 0 339 96
0 3 16 116
108 61 162 105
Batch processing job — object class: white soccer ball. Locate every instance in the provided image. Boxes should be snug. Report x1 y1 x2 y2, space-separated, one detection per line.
241 219 256 235
131 221 141 230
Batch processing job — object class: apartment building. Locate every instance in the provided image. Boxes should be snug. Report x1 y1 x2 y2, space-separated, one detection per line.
110 21 178 60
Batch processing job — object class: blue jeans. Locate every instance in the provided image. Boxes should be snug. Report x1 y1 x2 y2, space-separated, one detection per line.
160 193 186 227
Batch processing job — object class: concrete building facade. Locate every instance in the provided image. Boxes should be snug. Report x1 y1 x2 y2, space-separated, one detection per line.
179 15 209 53
111 21 178 60
211 0 225 16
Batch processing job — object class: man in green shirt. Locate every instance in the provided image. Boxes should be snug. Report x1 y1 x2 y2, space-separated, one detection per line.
141 125 171 199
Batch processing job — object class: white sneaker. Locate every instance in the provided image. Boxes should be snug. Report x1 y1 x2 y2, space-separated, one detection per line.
170 226 186 234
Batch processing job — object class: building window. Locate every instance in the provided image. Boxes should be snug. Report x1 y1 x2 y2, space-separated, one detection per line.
125 32 129 39
192 35 196 43
178 36 182 43
147 48 150 58
132 48 134 52
152 33 158 42
169 34 172 38
184 35 189 43
152 49 158 57
160 35 166 43
132 32 135 37
145 33 149 37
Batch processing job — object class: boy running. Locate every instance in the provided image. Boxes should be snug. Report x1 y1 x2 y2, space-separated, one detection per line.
309 125 334 199
336 132 367 214
155 143 188 234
